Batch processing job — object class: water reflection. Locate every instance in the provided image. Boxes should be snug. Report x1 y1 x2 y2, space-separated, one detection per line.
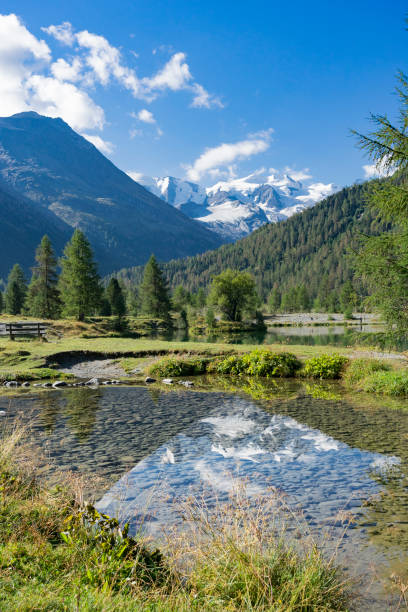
1 382 407 607
62 388 100 442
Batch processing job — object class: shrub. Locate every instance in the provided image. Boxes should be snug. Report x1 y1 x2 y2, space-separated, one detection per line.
208 350 301 378
149 355 210 377
303 354 349 379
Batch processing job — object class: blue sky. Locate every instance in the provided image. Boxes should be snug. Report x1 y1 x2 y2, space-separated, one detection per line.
1 1 407 191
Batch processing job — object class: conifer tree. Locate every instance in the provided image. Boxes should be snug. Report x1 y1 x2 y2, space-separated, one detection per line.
268 288 281 313
0 291 3 313
106 278 126 318
126 286 139 316
140 255 171 319
5 264 27 315
58 230 102 321
26 236 61 319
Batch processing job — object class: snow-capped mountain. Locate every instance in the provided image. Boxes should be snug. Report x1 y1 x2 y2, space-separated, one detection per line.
132 170 336 241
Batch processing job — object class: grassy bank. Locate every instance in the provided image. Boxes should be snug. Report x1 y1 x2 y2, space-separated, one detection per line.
0 315 407 397
0 424 349 611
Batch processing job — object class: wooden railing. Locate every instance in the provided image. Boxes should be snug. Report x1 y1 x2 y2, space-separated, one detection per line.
0 322 49 339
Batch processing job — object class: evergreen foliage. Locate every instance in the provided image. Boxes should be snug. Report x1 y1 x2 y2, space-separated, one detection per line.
25 235 61 319
140 255 171 319
0 292 3 313
172 285 190 311
126 286 139 316
352 72 408 332
5 264 27 315
209 269 258 321
106 278 126 318
58 230 102 321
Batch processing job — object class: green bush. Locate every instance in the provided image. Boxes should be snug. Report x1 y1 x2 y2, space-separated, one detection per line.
303 354 349 379
208 350 301 378
149 355 210 377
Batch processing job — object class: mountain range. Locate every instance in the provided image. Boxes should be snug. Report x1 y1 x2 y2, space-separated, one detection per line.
134 172 336 240
0 112 222 279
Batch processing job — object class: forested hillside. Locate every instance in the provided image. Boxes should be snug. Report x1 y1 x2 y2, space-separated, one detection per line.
116 181 390 302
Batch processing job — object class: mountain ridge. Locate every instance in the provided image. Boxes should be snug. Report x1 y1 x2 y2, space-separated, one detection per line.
0 112 222 278
135 171 336 240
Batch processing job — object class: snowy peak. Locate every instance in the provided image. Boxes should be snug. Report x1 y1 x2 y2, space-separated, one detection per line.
134 170 336 241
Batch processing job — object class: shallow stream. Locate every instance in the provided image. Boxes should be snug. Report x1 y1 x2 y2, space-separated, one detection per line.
1 381 407 610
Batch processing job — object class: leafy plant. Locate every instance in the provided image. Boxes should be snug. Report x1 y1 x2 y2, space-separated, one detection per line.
62 504 169 591
149 355 210 377
208 350 301 378
303 354 349 379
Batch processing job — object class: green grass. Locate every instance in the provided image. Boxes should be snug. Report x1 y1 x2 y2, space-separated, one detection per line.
0 316 407 398
354 369 408 396
0 423 350 611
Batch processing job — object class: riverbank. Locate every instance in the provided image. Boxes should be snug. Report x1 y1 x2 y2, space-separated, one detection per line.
0 423 349 611
0 315 407 397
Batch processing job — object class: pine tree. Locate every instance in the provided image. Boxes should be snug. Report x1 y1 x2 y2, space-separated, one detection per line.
106 278 126 318
352 70 408 331
126 286 139 316
26 236 61 319
196 288 207 308
268 288 281 313
0 291 3 313
58 230 102 321
5 264 27 315
172 285 189 311
140 255 171 319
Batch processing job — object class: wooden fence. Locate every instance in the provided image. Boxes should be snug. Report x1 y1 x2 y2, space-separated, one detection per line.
0 322 48 339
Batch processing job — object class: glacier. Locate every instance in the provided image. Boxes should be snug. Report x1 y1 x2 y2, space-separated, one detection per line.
133 170 336 241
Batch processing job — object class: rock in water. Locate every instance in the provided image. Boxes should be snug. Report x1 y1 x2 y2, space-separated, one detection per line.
145 376 156 383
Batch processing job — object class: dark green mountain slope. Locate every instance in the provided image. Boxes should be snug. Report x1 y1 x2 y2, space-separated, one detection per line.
0 112 222 277
116 182 389 300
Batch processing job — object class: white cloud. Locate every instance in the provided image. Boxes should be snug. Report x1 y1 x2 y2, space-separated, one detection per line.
43 22 221 109
0 14 104 132
144 52 191 91
51 57 82 81
26 74 105 130
185 130 273 182
0 13 50 116
0 13 223 155
363 158 393 179
137 108 156 123
126 171 145 182
190 82 223 109
282 167 312 182
82 133 114 154
75 29 142 96
41 22 74 46
296 182 335 203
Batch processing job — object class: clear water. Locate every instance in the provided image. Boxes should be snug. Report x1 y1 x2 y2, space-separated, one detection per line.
1 382 407 609
157 325 408 351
